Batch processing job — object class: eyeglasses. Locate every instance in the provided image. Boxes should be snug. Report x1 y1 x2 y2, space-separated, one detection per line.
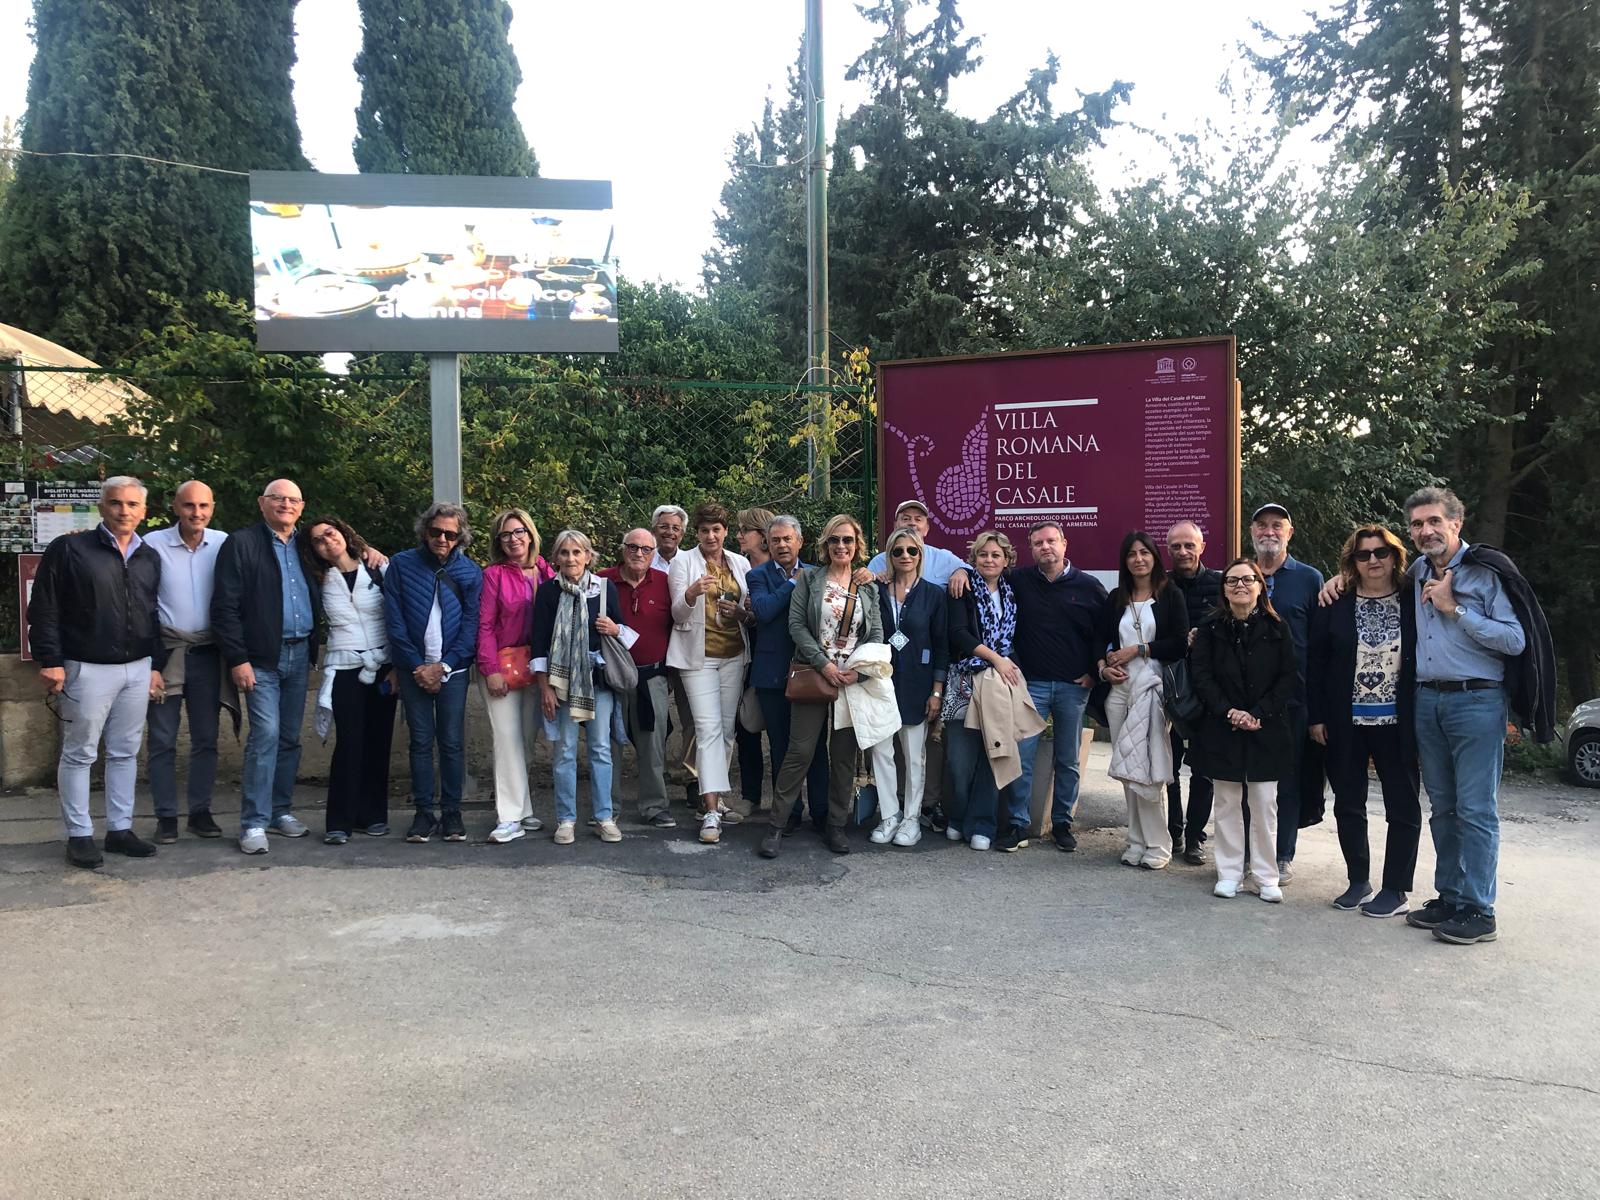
427 527 462 542
1354 546 1395 562
263 494 304 506
497 528 531 541
890 546 920 558
623 543 655 554
1223 576 1259 590
310 529 341 544
825 535 856 546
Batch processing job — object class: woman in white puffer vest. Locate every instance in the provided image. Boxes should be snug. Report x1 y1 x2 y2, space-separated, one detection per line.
301 515 398 844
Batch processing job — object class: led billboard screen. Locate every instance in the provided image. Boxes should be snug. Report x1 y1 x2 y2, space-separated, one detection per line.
249 172 617 353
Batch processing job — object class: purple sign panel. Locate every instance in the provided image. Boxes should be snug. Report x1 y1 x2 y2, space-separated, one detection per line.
876 337 1239 579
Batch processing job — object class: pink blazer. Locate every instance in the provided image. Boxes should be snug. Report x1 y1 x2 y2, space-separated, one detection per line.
477 557 553 677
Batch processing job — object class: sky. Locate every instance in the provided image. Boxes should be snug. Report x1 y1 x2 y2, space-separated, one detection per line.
0 0 1324 289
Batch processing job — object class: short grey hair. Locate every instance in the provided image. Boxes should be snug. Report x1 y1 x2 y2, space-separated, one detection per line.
101 475 147 502
767 514 803 538
414 501 473 550
650 504 688 526
551 528 595 562
1403 486 1465 522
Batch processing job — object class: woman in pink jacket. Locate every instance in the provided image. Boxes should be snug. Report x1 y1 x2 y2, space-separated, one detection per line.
479 508 555 844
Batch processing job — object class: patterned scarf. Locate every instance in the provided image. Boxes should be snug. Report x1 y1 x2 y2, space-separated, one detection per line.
548 572 596 724
941 568 1017 721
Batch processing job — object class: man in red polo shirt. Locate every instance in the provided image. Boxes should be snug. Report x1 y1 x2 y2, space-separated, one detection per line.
601 528 677 827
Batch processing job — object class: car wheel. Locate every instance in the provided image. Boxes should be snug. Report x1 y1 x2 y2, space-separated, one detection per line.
1570 730 1600 788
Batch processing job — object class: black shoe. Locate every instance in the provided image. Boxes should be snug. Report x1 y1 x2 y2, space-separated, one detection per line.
1406 897 1457 930
1182 841 1207 866
782 809 803 837
66 836 103 868
996 824 1028 853
406 810 439 843
154 816 180 844
440 811 467 842
1331 882 1375 911
187 810 223 838
924 803 949 833
823 826 850 854
1051 826 1078 853
104 828 158 858
1434 908 1498 945
759 831 783 859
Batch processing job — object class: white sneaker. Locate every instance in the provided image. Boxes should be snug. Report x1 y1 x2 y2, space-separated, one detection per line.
699 811 722 844
892 819 922 847
945 826 963 842
1260 884 1284 903
488 821 525 844
1213 879 1239 899
870 815 901 844
596 819 622 843
1120 846 1144 867
519 815 544 832
553 820 576 845
970 835 991 851
239 827 268 855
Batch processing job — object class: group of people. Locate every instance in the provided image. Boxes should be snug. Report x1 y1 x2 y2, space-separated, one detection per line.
28 476 1552 947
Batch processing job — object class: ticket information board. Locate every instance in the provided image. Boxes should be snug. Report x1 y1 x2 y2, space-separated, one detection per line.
2 481 102 553
876 338 1239 580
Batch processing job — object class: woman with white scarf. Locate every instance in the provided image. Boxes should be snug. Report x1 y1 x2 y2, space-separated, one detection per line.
300 515 397 845
1095 531 1189 869
532 530 637 846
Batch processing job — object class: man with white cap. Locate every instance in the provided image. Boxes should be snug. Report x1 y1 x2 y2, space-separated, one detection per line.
867 500 967 586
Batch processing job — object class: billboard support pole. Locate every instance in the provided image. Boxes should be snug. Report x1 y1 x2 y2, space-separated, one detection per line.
429 353 463 504
803 0 830 499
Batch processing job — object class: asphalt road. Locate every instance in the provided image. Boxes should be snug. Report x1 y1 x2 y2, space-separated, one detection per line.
2 751 1597 1200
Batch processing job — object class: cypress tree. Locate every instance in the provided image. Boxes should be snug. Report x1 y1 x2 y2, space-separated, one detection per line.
353 0 537 176
0 0 307 363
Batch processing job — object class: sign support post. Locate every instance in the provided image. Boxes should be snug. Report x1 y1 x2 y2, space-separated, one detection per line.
803 0 830 499
429 353 463 504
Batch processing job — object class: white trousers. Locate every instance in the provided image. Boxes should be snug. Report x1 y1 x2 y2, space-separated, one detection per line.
58 658 150 837
1212 780 1280 887
680 656 744 795
870 722 928 824
478 676 537 825
1105 679 1172 865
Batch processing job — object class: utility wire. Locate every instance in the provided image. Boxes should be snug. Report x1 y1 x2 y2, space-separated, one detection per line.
0 147 249 177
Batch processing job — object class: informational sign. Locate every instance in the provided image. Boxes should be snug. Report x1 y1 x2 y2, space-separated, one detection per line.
17 551 41 662
250 171 617 354
2 481 102 552
876 337 1239 580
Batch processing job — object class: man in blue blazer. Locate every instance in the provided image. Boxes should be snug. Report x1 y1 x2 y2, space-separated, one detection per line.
746 515 828 832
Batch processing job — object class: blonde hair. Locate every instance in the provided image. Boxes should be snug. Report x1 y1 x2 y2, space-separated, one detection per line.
967 530 1017 567
815 514 867 565
489 508 542 566
884 527 926 583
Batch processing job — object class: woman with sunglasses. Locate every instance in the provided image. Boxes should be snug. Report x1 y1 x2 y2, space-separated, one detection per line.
300 516 397 845
867 528 948 846
1306 526 1420 917
479 509 556 845
1095 531 1189 869
1188 557 1298 901
758 514 884 858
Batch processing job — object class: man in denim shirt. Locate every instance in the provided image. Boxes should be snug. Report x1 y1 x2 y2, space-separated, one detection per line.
1400 487 1526 946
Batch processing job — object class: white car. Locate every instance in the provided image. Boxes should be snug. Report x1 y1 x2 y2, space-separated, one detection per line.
1568 698 1600 788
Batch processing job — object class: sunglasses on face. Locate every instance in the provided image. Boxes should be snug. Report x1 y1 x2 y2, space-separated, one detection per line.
1354 547 1395 562
825 535 856 547
311 529 341 544
890 546 920 558
1224 577 1259 590
427 527 462 543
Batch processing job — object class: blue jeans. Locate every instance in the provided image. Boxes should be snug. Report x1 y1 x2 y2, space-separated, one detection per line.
1415 685 1507 914
240 639 310 833
398 670 469 813
945 720 1006 840
553 685 615 823
756 687 827 828
1014 680 1090 831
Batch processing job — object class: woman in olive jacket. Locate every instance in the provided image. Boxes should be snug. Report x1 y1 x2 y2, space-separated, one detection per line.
1188 557 1299 901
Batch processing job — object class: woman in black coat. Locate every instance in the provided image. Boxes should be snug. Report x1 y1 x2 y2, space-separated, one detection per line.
1093 531 1189 869
1188 557 1298 902
1307 525 1420 918
868 527 949 848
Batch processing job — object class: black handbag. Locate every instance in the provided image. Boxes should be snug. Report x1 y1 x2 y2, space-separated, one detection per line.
1161 657 1205 739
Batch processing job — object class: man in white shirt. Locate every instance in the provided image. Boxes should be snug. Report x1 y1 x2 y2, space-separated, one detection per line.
649 505 688 575
867 500 968 586
143 480 229 842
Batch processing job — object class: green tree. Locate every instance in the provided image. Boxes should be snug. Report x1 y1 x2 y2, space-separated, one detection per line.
0 117 19 213
0 0 307 363
353 0 537 176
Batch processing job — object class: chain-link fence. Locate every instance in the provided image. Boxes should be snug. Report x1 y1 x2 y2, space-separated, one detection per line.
0 360 879 651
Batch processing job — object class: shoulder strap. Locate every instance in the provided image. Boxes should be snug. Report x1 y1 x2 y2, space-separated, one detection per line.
364 562 385 592
434 564 465 606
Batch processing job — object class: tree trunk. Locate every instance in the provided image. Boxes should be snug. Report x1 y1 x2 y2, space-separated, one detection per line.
1447 0 1464 186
